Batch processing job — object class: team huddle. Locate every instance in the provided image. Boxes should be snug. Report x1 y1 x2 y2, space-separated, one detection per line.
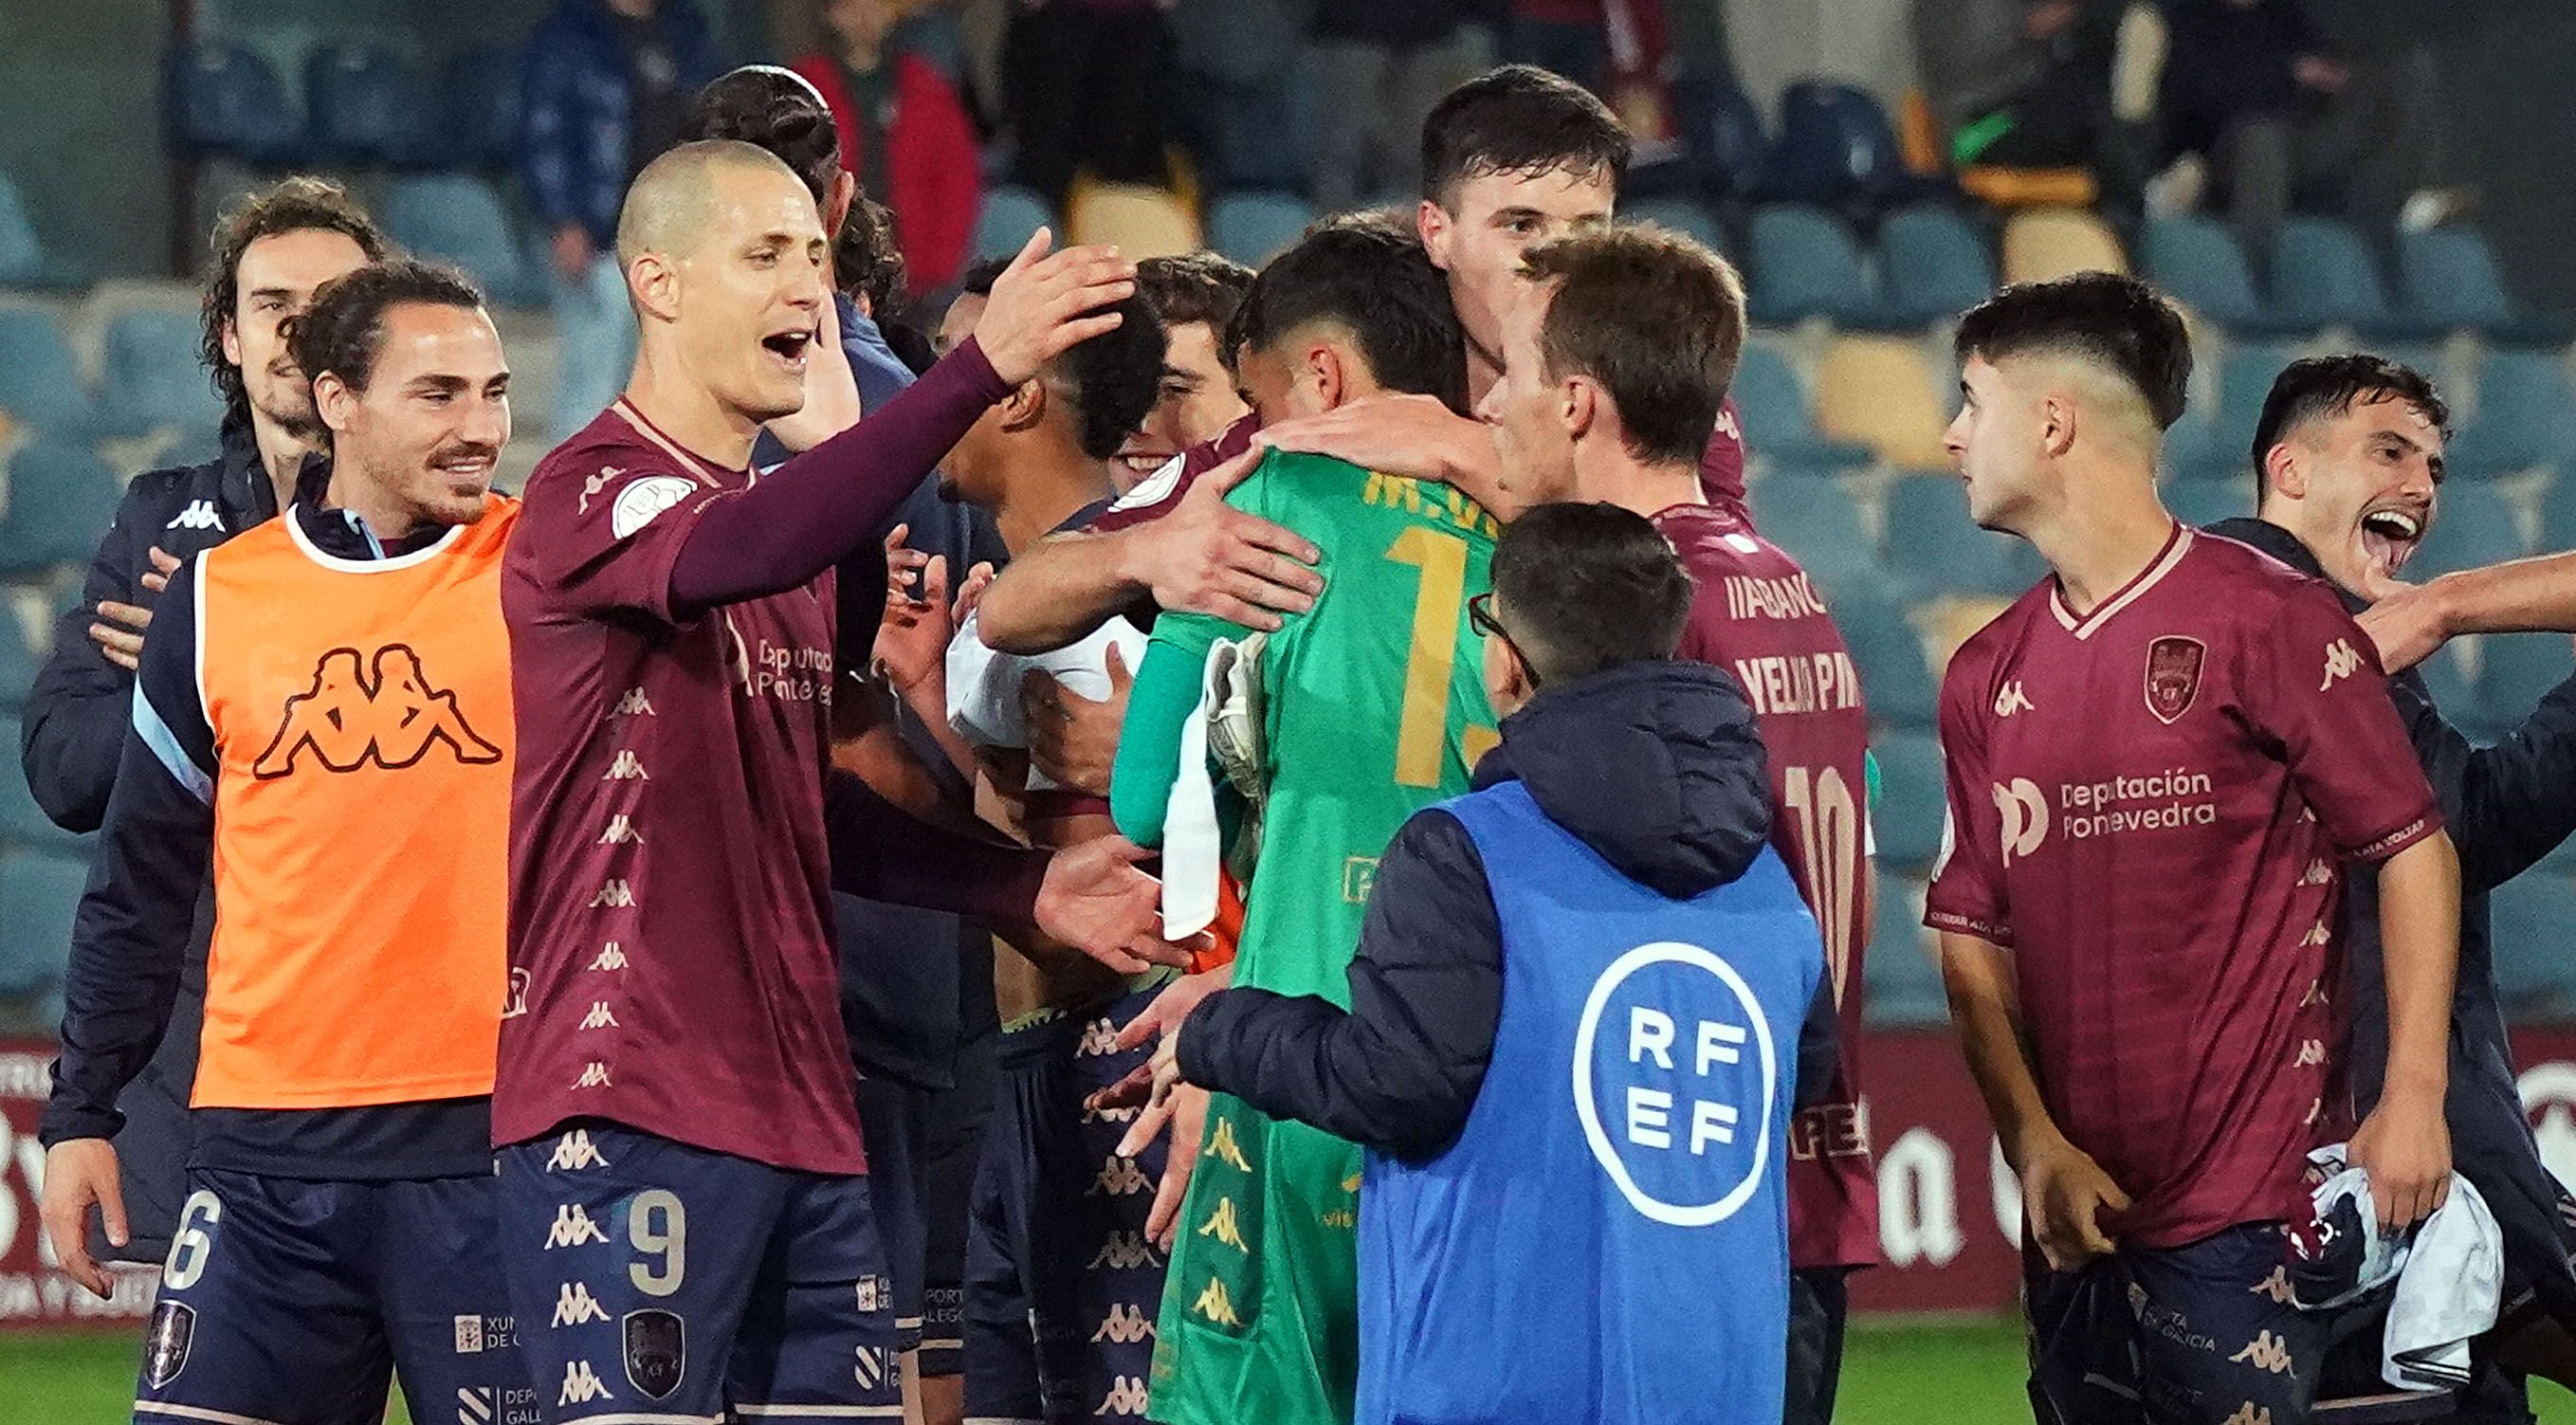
25 51 2576 1425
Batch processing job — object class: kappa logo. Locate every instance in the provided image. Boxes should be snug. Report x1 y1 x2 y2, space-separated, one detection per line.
2300 977 2329 1008
457 1384 496 1424
2293 1038 2325 1068
1092 1305 1156 1344
165 499 224 532
1087 1233 1159 1270
2321 638 2363 691
604 750 649 780
2224 1405 2274 1425
545 1204 610 1249
1992 681 2035 718
1992 778 2050 867
612 686 655 717
1096 1375 1151 1416
454 1314 486 1353
1077 1018 1122 1057
2300 857 2333 886
590 942 629 971
558 1359 615 1406
2305 1097 2323 1125
2248 1266 2293 1305
1092 1155 1150 1197
253 645 503 777
2230 1330 2296 1375
502 967 530 1020
578 466 622 513
1190 1277 1242 1327
590 880 636 908
610 475 697 539
1197 1197 1247 1251
579 1001 620 1031
1084 1102 1140 1125
575 1061 613 1089
546 1130 609 1171
1202 1118 1251 1172
598 814 643 846
553 1281 609 1326
2301 919 2331 947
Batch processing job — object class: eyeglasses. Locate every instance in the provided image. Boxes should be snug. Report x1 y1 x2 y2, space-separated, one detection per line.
1467 592 1506 641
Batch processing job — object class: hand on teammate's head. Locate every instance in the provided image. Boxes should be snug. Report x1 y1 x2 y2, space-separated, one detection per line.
973 228 1138 387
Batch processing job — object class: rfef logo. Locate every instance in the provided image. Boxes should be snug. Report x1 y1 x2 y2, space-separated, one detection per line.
1571 941 1778 1228
252 644 502 776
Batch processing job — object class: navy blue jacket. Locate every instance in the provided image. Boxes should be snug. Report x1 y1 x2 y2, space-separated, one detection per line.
520 0 723 248
1178 660 1839 1160
2213 518 2576 1327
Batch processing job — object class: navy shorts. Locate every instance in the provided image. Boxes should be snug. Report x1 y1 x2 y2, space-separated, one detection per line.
1785 1266 1854 1425
2026 1223 2323 1425
920 1028 998 1377
495 1123 901 1422
962 986 1170 1424
133 1168 528 1425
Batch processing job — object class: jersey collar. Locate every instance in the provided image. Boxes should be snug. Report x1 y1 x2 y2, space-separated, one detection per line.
2049 521 2191 641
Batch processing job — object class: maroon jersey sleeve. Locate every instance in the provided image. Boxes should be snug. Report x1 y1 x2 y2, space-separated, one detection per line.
1925 639 2013 945
1087 412 1259 533
2238 581 2442 862
517 451 733 629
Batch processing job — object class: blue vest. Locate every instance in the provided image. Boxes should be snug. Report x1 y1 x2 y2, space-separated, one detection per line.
1356 780 1823 1425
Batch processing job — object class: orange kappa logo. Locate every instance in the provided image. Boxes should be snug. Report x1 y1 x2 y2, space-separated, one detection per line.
252 645 503 776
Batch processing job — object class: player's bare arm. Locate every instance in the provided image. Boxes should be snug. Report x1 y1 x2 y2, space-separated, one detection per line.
1258 393 1520 521
1940 929 2130 1270
2363 547 2576 672
2348 830 2461 1231
973 448 1323 654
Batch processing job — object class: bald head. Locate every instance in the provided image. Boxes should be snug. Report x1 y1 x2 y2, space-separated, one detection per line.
615 139 812 272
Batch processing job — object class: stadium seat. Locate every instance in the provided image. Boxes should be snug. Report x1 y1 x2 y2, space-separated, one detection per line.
0 307 96 436
1731 346 1873 470
1884 471 2040 598
2271 217 2447 341
1767 82 1947 209
99 308 223 438
1748 206 1900 328
2169 339 2304 485
2000 208 2127 284
2412 482 2524 578
2474 633 2574 734
382 175 535 307
164 41 305 166
1068 184 1200 260
2138 216 2302 338
1744 475 1883 598
0 850 87 995
2490 872 2576 1016
1677 78 1777 201
305 41 437 169
973 185 1055 262
442 46 524 171
1871 729 1947 870
1619 196 1724 251
2446 350 2576 479
2398 227 2571 345
0 624 40 711
1878 206 1996 327
1864 876 1947 1026
1206 192 1312 266
1814 336 1952 469
2538 475 2576 551
2164 481 2246 530
0 438 120 575
0 174 82 291
1836 594 1938 728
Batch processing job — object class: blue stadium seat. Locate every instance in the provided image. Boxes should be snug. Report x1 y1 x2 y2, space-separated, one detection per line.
2170 339 2303 484
1731 346 1873 470
1836 594 1937 728
1206 192 1312 266
2539 476 2576 552
305 41 438 169
1871 729 1947 870
0 174 83 291
0 625 42 710
1878 206 1995 326
442 46 524 171
1745 476 1883 599
1748 205 1901 328
1620 197 1725 251
2474 634 2574 736
1767 82 1946 209
1678 79 1777 201
1884 472 2041 598
0 850 87 995
973 185 1055 263
99 308 223 437
2417 637 2481 727
164 41 305 166
2413 483 2524 578
2271 217 2446 341
2447 351 2576 479
2489 873 2576 1016
2138 216 2302 338
2165 480 2247 530
382 175 535 306
1864 876 1947 1026
0 308 96 436
0 438 121 575
2398 228 2571 346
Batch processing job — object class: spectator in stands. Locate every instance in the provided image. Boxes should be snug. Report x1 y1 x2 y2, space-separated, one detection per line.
793 0 982 294
1308 1 1499 210
18 174 383 1275
1004 0 1177 207
2154 0 2448 257
1915 1 2128 177
520 0 723 438
1505 0 1613 97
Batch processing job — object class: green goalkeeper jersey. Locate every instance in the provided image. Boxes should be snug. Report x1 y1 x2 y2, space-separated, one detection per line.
1109 448 1498 1425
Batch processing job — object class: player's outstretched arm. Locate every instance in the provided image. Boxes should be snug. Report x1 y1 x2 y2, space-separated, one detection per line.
2350 831 2460 1233
2362 548 2576 672
1256 393 1520 521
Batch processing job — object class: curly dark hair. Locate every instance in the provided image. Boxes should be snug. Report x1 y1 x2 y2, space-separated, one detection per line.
286 260 486 396
959 259 1167 460
834 195 908 318
199 176 389 432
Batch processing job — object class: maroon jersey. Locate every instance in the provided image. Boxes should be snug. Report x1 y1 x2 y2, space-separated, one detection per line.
496 400 864 1174
1655 502 1878 1270
1926 525 2439 1248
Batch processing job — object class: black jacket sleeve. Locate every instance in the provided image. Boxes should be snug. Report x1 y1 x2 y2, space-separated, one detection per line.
2399 668 2576 894
1795 977 1838 1112
41 569 214 1146
1178 809 1504 1161
20 480 155 831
